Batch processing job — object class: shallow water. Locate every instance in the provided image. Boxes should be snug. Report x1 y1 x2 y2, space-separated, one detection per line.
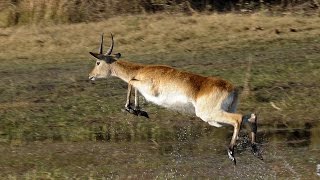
0 121 319 179
97 121 320 179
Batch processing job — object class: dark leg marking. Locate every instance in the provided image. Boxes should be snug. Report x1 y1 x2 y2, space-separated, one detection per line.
242 113 263 160
228 146 237 165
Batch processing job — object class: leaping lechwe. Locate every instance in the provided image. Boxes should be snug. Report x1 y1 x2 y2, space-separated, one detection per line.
88 33 262 164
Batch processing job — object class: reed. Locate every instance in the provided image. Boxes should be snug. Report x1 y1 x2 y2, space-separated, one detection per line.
0 0 318 27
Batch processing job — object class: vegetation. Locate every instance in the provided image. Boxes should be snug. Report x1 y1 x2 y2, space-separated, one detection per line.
1 12 319 141
0 9 319 179
0 0 319 27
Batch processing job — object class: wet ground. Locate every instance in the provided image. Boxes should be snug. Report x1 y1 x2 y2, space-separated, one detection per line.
0 120 319 179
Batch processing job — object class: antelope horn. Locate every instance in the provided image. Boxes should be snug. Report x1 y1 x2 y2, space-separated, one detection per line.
105 33 114 55
99 33 104 54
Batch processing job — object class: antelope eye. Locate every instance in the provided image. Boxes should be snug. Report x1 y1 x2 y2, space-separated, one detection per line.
96 61 100 66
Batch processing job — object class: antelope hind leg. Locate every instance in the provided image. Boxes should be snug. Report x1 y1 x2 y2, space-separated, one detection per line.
243 113 263 160
199 110 242 165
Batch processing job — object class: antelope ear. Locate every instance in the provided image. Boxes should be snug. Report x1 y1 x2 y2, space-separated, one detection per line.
89 52 104 60
114 53 121 59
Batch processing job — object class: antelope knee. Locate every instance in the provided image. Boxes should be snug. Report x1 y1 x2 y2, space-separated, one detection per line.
242 113 257 133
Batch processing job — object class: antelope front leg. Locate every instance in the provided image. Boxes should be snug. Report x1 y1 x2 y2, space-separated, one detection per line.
124 84 137 115
125 84 132 109
124 81 148 118
134 88 140 110
133 88 149 118
126 79 149 118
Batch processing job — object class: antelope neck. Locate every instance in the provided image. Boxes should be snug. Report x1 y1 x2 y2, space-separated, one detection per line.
111 60 144 83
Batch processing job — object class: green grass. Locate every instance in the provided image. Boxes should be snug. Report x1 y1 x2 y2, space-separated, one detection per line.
1 36 319 143
0 14 320 178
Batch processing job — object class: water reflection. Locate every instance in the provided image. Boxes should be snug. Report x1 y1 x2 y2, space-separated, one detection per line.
89 121 320 150
1 120 319 178
88 121 320 178
261 122 319 149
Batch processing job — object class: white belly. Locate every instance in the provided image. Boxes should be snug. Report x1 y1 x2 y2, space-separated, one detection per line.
139 89 195 114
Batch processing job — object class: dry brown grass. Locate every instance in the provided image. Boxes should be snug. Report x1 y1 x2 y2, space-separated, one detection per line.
0 13 319 62
0 0 147 26
1 0 318 28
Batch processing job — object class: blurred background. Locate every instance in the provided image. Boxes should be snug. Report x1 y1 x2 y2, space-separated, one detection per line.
0 0 320 27
0 0 319 179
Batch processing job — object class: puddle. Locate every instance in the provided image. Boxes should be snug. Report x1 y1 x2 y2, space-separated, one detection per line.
88 121 320 149
0 120 319 178
260 122 320 149
88 121 320 178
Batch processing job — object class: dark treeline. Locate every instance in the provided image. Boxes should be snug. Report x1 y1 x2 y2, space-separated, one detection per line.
0 0 319 27
146 0 319 12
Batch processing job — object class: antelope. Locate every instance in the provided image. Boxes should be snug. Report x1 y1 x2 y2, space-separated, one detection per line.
88 33 262 164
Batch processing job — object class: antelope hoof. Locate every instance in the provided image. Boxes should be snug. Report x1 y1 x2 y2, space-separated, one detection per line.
124 106 138 116
135 109 149 118
251 143 263 160
227 148 237 165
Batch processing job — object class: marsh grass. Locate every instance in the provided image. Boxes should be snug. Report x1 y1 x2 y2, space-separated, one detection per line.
1 14 320 59
0 0 319 27
0 13 320 178
1 13 320 141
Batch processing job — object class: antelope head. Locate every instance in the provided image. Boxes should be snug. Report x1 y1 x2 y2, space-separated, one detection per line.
89 33 121 81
